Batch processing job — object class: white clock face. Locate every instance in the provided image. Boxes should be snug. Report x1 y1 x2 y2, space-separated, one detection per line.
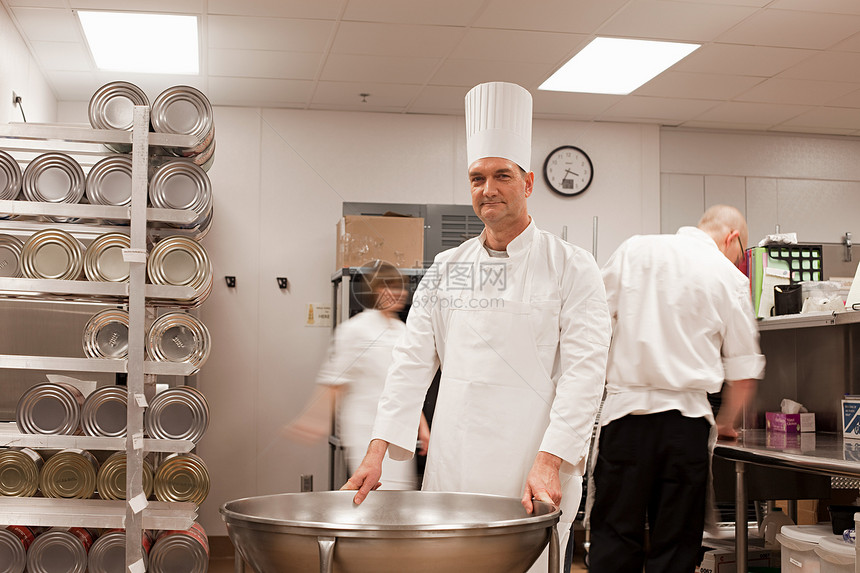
543 146 593 196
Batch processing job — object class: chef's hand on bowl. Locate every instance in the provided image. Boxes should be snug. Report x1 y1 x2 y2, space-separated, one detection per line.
522 451 562 513
341 439 386 504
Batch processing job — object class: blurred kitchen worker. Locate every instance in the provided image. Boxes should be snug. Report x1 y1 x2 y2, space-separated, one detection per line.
288 261 429 490
587 205 766 573
343 81 611 573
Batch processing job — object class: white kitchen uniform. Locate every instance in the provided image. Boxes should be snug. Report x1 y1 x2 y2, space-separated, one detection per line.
317 309 416 490
599 226 765 426
372 219 610 572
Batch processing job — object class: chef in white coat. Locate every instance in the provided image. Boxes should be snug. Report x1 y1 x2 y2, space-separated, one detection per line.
343 81 611 572
316 262 429 490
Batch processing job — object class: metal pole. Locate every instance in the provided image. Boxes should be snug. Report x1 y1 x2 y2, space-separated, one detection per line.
735 462 747 570
125 105 149 572
549 524 559 573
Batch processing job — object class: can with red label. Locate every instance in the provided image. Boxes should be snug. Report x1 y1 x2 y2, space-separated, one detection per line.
88 528 153 573
149 521 209 573
0 525 37 573
26 527 95 573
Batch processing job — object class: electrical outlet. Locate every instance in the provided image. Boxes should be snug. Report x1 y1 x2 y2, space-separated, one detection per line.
11 91 19 106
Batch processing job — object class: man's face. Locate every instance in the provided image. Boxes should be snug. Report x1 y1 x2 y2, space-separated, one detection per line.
468 157 533 227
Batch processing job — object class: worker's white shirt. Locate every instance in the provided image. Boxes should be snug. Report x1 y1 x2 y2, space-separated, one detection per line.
317 309 415 489
599 226 766 427
372 219 610 499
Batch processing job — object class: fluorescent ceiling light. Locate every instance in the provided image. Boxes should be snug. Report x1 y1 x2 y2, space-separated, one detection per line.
78 11 199 74
539 37 700 95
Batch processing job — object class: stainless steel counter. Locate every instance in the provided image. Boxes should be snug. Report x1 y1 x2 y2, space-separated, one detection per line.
714 430 860 570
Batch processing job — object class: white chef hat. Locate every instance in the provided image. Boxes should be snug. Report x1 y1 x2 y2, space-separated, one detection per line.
465 81 533 172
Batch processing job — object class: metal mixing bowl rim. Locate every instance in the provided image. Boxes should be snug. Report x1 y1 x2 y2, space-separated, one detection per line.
219 491 560 533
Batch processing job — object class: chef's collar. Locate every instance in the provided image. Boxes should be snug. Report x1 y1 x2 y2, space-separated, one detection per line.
480 218 536 257
678 226 720 250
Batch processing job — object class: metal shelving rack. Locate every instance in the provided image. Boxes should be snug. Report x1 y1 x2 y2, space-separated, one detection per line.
0 109 200 571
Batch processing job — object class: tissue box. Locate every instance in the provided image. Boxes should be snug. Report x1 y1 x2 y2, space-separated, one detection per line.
766 411 815 433
842 398 860 439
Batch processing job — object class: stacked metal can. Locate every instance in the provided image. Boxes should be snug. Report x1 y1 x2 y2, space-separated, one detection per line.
151 85 215 170
153 453 210 505
83 232 131 282
88 529 153 573
149 522 209 573
0 448 43 497
146 312 212 373
80 385 128 436
0 525 38 573
145 386 209 443
15 382 84 435
26 527 96 573
82 310 130 361
21 152 86 223
39 449 99 499
0 234 23 277
96 452 154 501
19 228 85 280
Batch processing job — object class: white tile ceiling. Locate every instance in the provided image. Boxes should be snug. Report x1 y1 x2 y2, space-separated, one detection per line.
6 0 860 135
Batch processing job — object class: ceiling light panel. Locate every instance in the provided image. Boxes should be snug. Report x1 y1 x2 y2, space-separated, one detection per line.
78 10 199 74
539 37 700 95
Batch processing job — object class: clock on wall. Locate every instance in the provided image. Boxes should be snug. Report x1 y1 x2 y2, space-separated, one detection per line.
543 145 593 197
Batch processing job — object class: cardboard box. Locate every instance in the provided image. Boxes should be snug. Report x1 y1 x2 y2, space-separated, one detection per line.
335 215 424 270
842 398 860 439
698 548 777 573
765 411 815 433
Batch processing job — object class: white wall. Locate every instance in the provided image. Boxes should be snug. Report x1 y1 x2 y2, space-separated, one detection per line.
661 128 860 246
0 5 55 124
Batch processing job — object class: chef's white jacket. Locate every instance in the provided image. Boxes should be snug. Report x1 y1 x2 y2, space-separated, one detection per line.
600 226 766 427
317 309 416 489
371 219 611 493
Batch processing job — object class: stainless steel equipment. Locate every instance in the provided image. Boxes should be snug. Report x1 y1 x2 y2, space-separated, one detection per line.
220 491 560 573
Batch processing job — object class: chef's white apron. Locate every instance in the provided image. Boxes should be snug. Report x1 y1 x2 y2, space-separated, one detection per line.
422 246 577 573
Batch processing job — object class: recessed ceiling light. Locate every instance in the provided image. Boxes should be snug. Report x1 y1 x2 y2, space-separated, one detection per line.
539 37 700 95
78 11 199 75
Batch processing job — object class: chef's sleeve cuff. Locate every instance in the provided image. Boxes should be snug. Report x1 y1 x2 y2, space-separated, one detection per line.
723 353 766 382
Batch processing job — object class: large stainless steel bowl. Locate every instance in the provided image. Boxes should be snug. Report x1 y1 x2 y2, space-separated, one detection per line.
221 491 559 573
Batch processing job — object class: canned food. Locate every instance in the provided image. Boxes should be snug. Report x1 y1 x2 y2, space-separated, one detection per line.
80 385 128 436
83 232 130 282
0 234 23 278
21 152 85 223
0 149 22 201
152 453 209 505
146 312 211 373
88 529 152 573
26 527 93 573
148 160 212 229
145 386 209 443
151 86 214 157
20 228 85 280
147 235 211 290
39 449 98 499
0 448 43 497
16 382 84 435
96 451 154 500
149 522 209 573
88 81 149 153
82 308 129 360
0 525 36 573
85 155 132 207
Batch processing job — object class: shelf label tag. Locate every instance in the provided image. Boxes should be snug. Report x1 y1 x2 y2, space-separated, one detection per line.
122 248 147 263
129 492 148 514
134 393 148 408
132 432 144 450
129 558 146 573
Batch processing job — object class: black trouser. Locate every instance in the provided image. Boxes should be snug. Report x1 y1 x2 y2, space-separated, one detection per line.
588 410 711 573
